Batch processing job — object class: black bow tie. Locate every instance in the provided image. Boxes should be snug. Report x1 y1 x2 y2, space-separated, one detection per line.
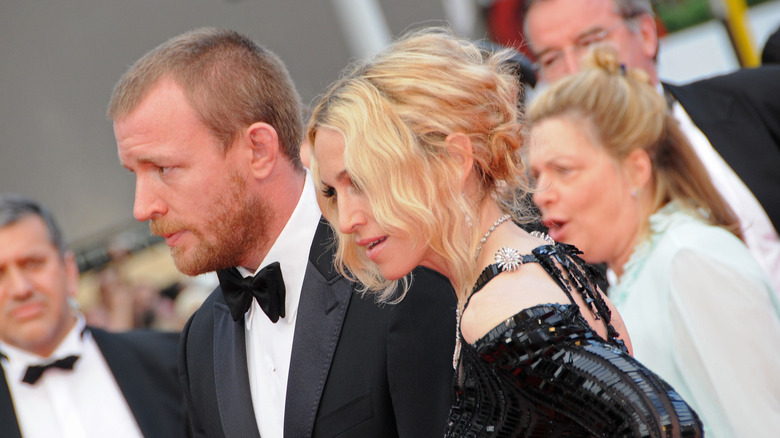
217 262 286 323
22 355 80 384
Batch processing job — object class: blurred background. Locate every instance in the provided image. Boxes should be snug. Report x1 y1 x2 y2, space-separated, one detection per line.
2 0 778 331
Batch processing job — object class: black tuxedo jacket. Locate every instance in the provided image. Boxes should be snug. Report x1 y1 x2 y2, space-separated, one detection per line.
0 328 187 438
179 219 457 438
664 65 780 231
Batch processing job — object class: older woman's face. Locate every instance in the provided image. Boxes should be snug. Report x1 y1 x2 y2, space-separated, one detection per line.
527 116 640 269
312 128 447 280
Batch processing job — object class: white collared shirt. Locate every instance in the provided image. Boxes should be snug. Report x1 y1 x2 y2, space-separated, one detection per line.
239 170 322 438
670 98 780 296
0 316 142 438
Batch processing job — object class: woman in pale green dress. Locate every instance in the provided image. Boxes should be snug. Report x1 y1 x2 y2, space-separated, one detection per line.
526 46 780 438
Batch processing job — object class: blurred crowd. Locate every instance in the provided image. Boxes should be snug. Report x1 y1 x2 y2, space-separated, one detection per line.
78 238 214 332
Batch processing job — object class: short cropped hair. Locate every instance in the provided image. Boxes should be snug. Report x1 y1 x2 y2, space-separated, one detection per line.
108 27 303 164
0 194 67 257
308 27 532 302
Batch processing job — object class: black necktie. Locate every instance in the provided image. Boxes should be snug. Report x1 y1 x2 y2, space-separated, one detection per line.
217 262 286 323
22 355 80 384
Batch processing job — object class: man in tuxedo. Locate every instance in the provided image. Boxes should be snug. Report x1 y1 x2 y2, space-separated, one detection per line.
108 28 457 438
0 194 186 438
522 0 780 293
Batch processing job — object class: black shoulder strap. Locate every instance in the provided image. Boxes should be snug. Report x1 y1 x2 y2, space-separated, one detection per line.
465 252 539 310
465 243 623 345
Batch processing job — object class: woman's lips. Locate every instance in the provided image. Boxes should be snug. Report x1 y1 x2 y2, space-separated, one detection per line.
359 236 388 261
368 236 386 249
542 219 566 242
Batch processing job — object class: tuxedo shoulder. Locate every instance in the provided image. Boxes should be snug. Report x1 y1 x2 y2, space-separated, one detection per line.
404 267 455 305
91 326 179 346
93 328 180 355
378 266 457 325
201 285 225 306
683 65 780 91
409 266 452 291
341 267 455 324
184 286 224 323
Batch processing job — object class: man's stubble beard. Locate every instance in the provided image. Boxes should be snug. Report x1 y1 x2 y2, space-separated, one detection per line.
159 172 272 276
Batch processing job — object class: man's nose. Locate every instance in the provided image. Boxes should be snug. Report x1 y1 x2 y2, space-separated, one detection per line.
3 264 34 300
132 178 166 222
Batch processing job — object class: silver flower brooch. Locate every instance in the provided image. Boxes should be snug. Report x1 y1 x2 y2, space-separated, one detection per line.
495 247 523 271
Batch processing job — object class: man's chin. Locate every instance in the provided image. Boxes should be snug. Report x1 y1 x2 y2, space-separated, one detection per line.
171 248 232 276
172 257 208 276
170 249 203 276
173 261 203 276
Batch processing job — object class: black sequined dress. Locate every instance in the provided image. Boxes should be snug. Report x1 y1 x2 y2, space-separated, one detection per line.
445 243 703 438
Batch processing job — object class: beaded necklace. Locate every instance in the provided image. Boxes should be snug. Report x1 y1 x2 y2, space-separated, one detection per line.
454 213 513 369
473 214 512 260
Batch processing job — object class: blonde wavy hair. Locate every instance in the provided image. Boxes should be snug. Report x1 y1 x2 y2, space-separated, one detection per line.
527 46 741 240
307 27 533 303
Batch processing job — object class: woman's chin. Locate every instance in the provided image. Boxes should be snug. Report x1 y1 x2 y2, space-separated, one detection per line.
378 265 414 282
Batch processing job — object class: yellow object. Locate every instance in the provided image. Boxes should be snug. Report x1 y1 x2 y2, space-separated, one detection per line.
719 0 760 67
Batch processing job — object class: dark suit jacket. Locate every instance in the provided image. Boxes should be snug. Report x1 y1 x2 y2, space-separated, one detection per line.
664 65 780 231
179 219 457 438
0 328 187 438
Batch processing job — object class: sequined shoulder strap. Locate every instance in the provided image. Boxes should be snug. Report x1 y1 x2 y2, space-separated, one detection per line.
467 243 604 318
532 243 624 344
464 242 624 348
464 248 540 313
471 253 539 295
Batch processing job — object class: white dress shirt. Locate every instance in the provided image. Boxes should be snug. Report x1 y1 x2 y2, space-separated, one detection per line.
0 316 142 438
670 96 780 296
239 171 321 438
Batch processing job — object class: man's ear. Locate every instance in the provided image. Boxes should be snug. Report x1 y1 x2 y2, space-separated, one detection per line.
63 251 80 299
637 13 659 60
445 133 474 191
246 122 281 179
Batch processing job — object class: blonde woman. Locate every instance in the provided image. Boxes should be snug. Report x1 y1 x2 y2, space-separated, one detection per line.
527 46 780 437
307 28 702 437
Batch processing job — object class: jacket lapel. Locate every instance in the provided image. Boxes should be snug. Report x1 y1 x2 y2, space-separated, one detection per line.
92 328 167 437
0 365 23 438
283 219 353 437
212 299 262 438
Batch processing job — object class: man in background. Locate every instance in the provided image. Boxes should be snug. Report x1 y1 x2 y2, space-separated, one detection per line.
523 0 780 294
0 194 186 438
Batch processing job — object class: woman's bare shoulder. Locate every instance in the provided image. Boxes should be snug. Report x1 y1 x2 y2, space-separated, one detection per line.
461 262 568 344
